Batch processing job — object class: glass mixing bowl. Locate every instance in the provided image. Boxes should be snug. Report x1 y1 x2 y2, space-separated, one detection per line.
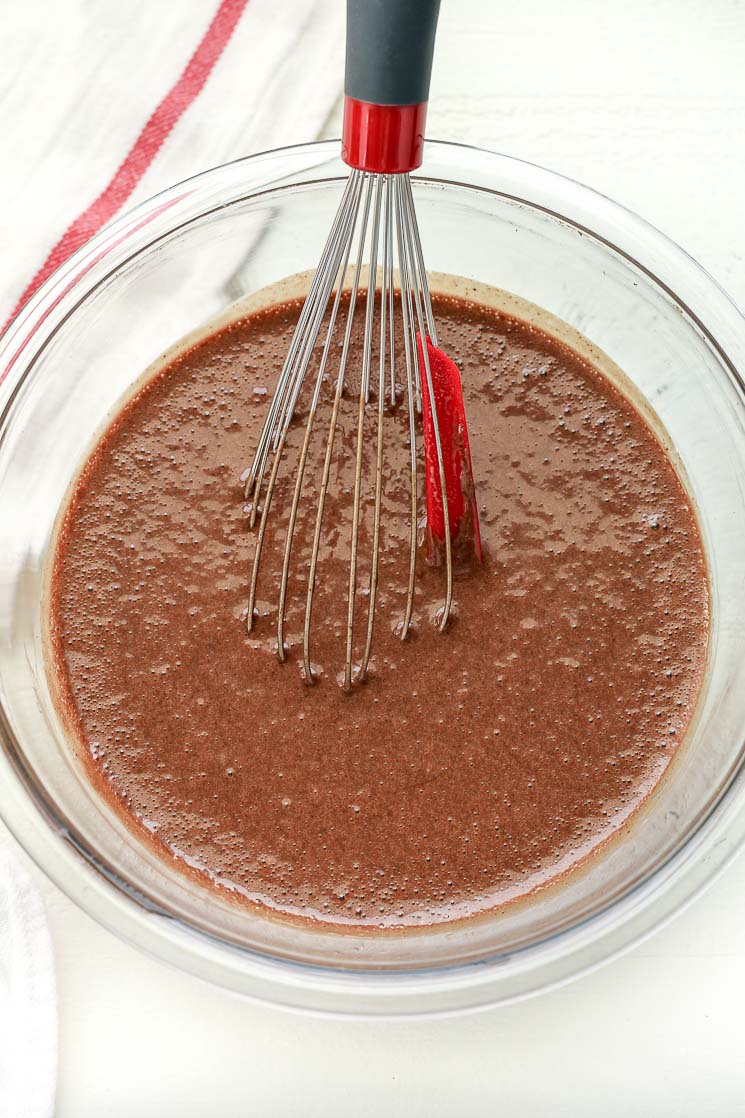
2 140 745 1017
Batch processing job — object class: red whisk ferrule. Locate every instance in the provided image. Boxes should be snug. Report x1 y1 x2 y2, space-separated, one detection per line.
341 97 427 174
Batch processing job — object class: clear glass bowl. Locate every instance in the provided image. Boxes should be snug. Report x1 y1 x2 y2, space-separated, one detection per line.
2 140 745 1018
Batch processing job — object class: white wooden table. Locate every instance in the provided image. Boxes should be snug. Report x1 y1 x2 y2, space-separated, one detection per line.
13 0 745 1112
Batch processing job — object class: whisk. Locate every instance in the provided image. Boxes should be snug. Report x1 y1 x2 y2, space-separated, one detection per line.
244 0 477 689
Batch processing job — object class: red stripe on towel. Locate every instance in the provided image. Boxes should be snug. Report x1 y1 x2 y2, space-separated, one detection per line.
3 0 249 333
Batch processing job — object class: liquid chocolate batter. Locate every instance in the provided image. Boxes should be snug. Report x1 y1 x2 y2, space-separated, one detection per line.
48 290 709 929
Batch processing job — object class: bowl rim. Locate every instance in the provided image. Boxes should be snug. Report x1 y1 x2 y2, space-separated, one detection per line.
2 137 745 1018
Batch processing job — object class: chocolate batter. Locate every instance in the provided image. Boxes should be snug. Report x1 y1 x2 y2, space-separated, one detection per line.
47 289 709 929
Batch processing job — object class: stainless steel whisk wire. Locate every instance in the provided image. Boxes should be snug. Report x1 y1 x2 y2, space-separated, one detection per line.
244 170 453 688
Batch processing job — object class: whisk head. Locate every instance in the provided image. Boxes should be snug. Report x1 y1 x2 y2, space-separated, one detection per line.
243 170 455 689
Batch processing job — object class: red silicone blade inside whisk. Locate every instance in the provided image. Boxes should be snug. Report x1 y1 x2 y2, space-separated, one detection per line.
418 334 482 563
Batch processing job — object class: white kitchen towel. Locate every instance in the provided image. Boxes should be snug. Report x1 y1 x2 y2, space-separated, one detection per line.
0 0 345 325
0 2 344 1113
0 833 56 1118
